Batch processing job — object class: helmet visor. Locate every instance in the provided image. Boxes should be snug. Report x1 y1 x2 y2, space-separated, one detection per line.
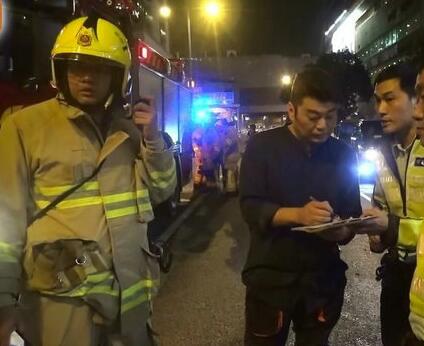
53 53 125 69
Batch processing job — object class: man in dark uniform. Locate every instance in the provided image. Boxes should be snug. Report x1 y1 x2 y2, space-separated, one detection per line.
240 68 362 345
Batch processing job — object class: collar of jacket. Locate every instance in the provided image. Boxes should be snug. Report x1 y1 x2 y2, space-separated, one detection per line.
55 94 129 121
55 96 140 164
380 135 420 183
55 95 86 120
55 96 134 133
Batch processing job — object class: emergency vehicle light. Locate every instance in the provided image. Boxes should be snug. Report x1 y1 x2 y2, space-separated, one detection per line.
358 161 375 178
364 148 378 161
135 39 171 76
141 47 148 60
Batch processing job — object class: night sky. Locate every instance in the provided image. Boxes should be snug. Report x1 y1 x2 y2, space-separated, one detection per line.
168 0 354 57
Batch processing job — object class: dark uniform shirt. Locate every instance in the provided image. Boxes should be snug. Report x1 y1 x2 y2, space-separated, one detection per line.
239 126 362 306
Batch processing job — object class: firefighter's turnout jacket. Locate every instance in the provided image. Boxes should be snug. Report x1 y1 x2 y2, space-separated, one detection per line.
0 98 177 343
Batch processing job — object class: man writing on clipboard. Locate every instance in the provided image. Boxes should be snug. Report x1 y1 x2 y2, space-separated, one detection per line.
355 63 424 346
240 67 362 345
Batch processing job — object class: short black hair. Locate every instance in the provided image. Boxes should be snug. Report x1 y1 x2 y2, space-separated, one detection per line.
374 63 417 98
290 67 342 106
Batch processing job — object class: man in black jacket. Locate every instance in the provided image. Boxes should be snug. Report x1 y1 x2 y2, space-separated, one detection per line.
240 68 362 345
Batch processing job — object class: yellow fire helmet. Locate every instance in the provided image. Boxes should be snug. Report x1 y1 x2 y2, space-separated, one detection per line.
51 16 132 98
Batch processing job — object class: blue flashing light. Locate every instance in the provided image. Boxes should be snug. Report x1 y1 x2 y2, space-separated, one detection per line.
193 95 217 107
358 161 375 177
193 109 212 124
192 95 216 124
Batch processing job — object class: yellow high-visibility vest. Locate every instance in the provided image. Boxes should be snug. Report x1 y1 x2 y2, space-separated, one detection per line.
375 140 424 250
376 139 424 341
410 233 424 340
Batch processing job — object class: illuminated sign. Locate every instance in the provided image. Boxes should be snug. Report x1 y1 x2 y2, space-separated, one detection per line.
134 39 171 76
325 10 347 36
331 8 365 53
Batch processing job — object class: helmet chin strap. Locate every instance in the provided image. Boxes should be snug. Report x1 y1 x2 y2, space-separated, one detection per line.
104 94 115 110
57 89 115 113
79 93 115 114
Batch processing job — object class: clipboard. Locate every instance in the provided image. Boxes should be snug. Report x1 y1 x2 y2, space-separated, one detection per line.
292 216 377 233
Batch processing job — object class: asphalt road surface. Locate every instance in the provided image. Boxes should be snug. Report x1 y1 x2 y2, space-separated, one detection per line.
152 185 382 346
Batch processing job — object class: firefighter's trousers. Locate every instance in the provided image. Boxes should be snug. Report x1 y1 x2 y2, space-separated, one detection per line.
18 293 155 346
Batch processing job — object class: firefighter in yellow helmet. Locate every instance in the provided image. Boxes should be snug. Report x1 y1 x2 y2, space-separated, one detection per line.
0 16 176 346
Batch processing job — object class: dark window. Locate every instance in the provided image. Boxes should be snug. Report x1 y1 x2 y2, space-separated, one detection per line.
388 9 397 22
33 0 70 8
401 0 413 12
6 12 34 82
12 0 73 10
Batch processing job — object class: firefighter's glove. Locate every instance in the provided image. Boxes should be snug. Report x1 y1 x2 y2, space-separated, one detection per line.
296 200 334 226
353 207 388 235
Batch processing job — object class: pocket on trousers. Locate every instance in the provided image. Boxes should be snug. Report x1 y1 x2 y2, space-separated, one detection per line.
27 240 102 293
27 244 62 292
246 296 284 337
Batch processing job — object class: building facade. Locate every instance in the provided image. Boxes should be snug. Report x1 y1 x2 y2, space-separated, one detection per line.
325 0 424 76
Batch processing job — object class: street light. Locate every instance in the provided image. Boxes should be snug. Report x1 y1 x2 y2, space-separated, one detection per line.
281 75 292 86
204 1 221 19
159 5 172 19
159 2 222 84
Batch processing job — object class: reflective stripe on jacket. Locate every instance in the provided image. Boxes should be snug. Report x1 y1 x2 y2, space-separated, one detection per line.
0 98 177 342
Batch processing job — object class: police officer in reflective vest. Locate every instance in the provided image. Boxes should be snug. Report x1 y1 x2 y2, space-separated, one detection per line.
409 61 424 345
0 17 176 345
358 63 423 346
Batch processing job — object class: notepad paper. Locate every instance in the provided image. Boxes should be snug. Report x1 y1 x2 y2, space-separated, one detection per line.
292 216 377 233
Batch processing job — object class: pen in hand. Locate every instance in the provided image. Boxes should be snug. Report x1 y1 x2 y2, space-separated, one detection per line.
309 196 339 221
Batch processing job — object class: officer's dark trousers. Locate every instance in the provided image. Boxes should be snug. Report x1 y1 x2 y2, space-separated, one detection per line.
244 274 345 346
380 254 422 346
